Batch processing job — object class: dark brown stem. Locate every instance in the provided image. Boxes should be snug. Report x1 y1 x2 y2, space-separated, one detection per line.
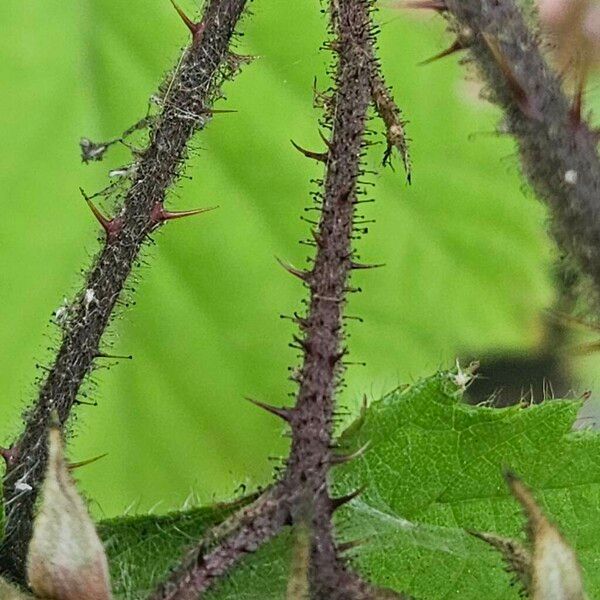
281 0 375 595
0 0 249 581
443 0 600 298
146 0 388 597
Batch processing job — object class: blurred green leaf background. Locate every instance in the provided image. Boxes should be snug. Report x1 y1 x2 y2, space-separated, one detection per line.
1 0 582 518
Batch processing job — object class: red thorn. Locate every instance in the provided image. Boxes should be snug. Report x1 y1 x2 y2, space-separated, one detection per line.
245 397 293 423
170 0 206 42
150 202 218 229
419 38 467 66
482 34 541 121
350 261 385 270
402 0 447 11
80 188 123 239
330 441 371 465
290 140 329 163
276 257 311 282
329 486 366 512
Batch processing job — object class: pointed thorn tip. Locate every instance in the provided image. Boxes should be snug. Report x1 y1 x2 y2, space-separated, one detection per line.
290 139 328 163
419 39 466 66
276 257 310 282
170 0 204 40
245 397 293 422
330 485 367 511
331 441 371 465
151 202 218 227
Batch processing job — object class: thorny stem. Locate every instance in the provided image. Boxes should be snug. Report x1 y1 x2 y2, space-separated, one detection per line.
443 0 600 298
0 0 249 581
147 0 398 598
281 0 379 595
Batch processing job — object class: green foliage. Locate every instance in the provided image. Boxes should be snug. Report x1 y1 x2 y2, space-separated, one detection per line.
99 372 600 599
333 372 600 598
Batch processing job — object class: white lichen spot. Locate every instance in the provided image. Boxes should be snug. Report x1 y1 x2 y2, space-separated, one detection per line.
564 169 578 185
84 288 96 309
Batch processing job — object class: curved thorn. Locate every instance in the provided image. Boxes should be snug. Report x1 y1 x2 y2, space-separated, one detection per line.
170 0 198 35
151 202 218 226
292 334 311 353
330 441 371 465
276 257 310 281
81 188 111 232
330 485 367 511
290 139 328 163
481 34 541 120
244 397 293 423
419 39 466 66
161 206 219 221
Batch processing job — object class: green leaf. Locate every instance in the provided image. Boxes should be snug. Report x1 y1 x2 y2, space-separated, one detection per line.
332 372 600 599
99 372 600 599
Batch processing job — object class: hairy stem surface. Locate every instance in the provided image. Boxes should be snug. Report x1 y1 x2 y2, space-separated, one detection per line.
282 0 376 596
1 0 249 581
147 0 384 597
445 0 600 296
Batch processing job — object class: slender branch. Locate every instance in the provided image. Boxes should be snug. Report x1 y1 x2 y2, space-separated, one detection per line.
0 0 249 581
441 0 600 296
147 0 389 596
281 0 377 595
